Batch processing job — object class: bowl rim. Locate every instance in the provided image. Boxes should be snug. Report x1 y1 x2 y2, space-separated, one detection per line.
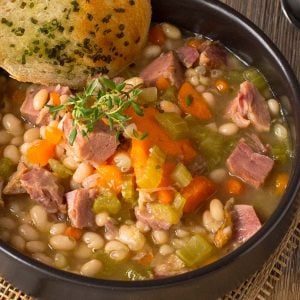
0 0 300 291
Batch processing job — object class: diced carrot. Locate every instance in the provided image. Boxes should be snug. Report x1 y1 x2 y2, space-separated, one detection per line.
182 176 216 213
148 24 166 46
97 165 123 193
275 173 289 195
64 227 83 240
26 140 56 167
50 92 60 106
156 77 171 91
215 79 229 93
178 82 212 121
159 161 176 187
157 190 174 205
45 126 63 145
127 107 196 161
138 253 154 266
186 38 203 49
227 178 243 195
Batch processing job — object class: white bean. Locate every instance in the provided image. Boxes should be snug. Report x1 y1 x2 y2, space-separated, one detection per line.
135 220 150 233
210 199 224 222
63 156 79 171
268 99 280 116
218 123 239 136
3 145 20 164
10 136 23 146
23 128 40 143
26 241 47 253
202 210 222 233
143 45 162 59
161 23 182 40
206 122 218 132
80 259 102 277
74 243 93 259
105 240 129 261
10 235 25 251
18 224 39 241
54 253 68 269
274 123 288 140
20 142 31 155
175 229 190 238
189 75 199 86
49 235 77 251
0 230 10 242
195 85 206 93
72 162 94 184
82 232 104 250
171 238 186 249
160 100 181 114
0 217 17 230
185 68 197 78
199 76 211 86
194 65 207 75
30 205 49 232
32 253 53 265
0 130 12 145
223 226 233 238
95 212 109 227
2 114 24 136
118 225 145 251
113 152 132 172
209 168 227 183
33 89 49 110
152 230 169 245
159 244 174 256
50 223 67 236
202 92 216 108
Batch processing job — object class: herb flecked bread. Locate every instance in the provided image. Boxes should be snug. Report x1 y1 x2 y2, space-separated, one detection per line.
0 0 151 89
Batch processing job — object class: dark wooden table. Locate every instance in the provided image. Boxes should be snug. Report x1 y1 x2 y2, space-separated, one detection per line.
220 1 300 299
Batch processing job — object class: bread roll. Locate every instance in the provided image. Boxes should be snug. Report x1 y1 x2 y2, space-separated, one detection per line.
0 0 151 89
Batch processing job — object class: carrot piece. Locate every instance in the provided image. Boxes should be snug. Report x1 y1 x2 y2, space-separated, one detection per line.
182 176 216 213
157 190 174 205
127 107 196 161
178 82 212 121
138 253 154 266
97 165 123 193
148 24 166 46
159 161 176 187
215 79 229 93
64 227 83 240
45 126 63 145
227 178 243 195
26 140 56 167
275 173 289 195
187 38 203 49
50 92 60 106
156 77 171 91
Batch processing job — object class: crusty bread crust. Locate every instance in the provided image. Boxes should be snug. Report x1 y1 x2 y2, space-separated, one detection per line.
0 0 151 89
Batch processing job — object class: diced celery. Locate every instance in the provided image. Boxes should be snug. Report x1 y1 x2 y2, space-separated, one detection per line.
243 67 268 91
92 191 121 215
116 205 133 223
0 157 15 180
138 87 158 104
225 70 243 85
171 163 192 188
176 234 213 267
48 159 73 179
121 174 136 203
160 86 177 102
149 203 180 225
137 145 166 189
172 193 186 216
155 112 189 140
270 142 292 164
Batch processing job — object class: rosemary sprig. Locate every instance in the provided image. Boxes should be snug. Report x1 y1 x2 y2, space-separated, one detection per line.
47 77 147 145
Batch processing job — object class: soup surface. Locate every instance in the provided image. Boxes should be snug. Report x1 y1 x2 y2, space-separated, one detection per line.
0 23 292 280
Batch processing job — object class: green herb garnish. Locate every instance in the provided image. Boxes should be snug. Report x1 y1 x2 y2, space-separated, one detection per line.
47 77 146 145
185 95 193 106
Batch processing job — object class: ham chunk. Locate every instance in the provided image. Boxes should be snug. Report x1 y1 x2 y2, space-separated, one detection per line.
140 51 183 88
232 205 262 243
227 141 274 188
3 162 28 195
66 188 98 229
20 84 70 126
225 81 271 132
20 168 65 213
176 46 199 68
154 254 188 278
63 115 118 166
199 41 226 68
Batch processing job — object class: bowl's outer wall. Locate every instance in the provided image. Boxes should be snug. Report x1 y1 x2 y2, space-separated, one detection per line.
0 1 300 299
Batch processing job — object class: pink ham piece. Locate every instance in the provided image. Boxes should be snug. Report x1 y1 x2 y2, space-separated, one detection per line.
20 84 71 126
232 205 262 243
20 167 65 213
140 51 184 88
66 188 98 229
227 141 274 188
225 81 271 132
63 114 118 166
176 46 199 68
198 41 227 68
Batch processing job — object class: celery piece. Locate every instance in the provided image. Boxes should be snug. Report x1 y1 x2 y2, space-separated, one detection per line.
176 234 213 267
121 174 136 203
172 193 186 213
243 67 268 91
160 86 177 102
171 162 192 188
155 112 189 140
48 159 73 179
225 70 243 85
137 145 166 189
0 157 15 180
149 203 180 225
138 87 158 104
270 142 292 164
92 191 121 215
116 205 133 223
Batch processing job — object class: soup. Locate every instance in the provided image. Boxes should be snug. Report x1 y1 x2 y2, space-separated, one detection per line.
0 23 292 280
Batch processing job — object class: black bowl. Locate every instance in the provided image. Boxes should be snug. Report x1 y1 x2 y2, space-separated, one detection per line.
1 1 300 299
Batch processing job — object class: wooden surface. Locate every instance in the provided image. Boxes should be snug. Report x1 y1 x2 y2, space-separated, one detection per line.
220 1 300 299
